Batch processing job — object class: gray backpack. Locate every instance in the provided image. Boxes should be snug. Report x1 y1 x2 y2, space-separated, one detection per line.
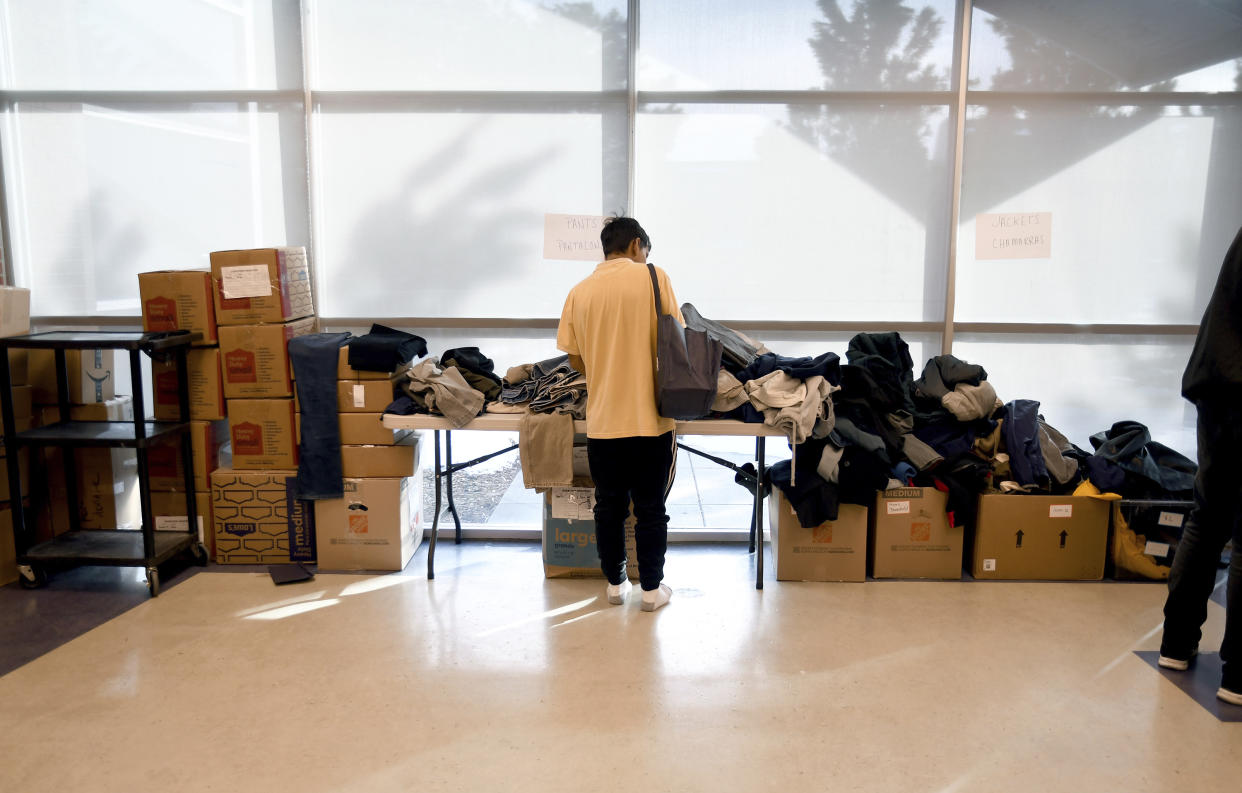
647 263 723 420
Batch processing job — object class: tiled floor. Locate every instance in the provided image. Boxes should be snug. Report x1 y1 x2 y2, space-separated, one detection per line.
1 541 1238 792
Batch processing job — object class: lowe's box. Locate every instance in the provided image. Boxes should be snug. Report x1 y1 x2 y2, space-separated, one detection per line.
971 494 1109 581
542 482 637 580
314 476 423 571
870 487 963 580
770 491 867 582
211 468 316 564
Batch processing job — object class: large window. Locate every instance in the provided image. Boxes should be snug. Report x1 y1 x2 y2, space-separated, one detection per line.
2 1 1241 528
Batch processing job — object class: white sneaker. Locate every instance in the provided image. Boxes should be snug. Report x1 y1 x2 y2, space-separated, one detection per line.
1218 686 1242 706
1158 650 1197 671
606 579 631 605
641 583 672 612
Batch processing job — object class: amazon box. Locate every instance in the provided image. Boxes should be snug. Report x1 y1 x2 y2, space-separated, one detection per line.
149 419 228 491
338 413 411 446
210 247 313 325
228 399 297 470
541 481 637 580
152 347 226 421
337 346 391 381
138 270 218 345
314 476 422 571
340 433 419 478
151 490 215 559
218 318 315 399
29 349 115 404
336 379 396 413
770 491 867 582
972 495 1109 581
870 487 963 580
211 468 315 564
40 446 140 532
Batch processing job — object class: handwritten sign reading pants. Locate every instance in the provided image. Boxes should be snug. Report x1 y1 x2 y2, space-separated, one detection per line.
975 212 1052 260
543 213 606 261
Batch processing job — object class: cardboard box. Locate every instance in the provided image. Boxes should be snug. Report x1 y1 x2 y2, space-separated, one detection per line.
0 446 31 502
228 399 298 470
338 413 409 446
39 446 140 532
29 348 116 404
218 318 315 399
541 483 638 579
8 350 28 386
149 419 228 491
0 286 31 338
770 491 867 582
211 468 315 564
336 379 396 413
337 346 391 381
152 347 227 421
210 247 313 325
314 476 423 571
38 394 133 425
870 487 963 580
340 433 419 478
6 384 33 422
1109 500 1192 581
150 490 214 559
0 502 19 586
138 270 218 345
971 494 1110 581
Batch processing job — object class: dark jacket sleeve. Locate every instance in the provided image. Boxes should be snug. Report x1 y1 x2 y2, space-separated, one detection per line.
1183 226 1242 401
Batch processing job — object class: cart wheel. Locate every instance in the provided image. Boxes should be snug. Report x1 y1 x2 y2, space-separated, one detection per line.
190 543 209 567
18 564 48 590
146 567 161 597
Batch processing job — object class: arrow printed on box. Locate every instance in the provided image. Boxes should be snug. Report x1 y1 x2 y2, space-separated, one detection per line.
1015 529 1024 548
1059 530 1068 549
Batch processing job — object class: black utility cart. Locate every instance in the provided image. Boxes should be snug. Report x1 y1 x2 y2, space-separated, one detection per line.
0 330 205 596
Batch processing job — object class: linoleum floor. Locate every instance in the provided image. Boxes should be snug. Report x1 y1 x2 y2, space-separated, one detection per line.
0 542 1238 792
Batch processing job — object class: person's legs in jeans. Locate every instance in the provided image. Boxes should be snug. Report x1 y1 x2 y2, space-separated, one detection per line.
629 431 676 592
588 437 632 586
1162 400 1242 663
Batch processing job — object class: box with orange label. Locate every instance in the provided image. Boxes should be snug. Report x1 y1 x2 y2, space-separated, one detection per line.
148 419 228 492
210 247 313 325
314 476 423 571
228 399 298 470
218 318 315 399
971 494 1109 581
138 270 218 345
869 487 963 580
152 347 226 421
211 468 315 564
770 490 867 582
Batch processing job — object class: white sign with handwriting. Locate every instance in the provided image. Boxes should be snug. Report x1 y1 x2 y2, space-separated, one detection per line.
975 212 1052 260
543 213 605 261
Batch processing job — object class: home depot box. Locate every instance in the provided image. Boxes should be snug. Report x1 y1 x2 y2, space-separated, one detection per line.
770 491 868 582
29 349 116 404
228 399 298 469
337 346 390 380
972 495 1110 581
150 490 214 559
337 379 395 413
870 487 963 580
541 482 638 579
138 270 218 346
340 432 419 478
152 347 226 421
314 476 423 571
0 286 31 338
339 413 410 446
218 318 315 398
211 468 315 564
1108 500 1192 581
149 419 228 491
210 247 313 325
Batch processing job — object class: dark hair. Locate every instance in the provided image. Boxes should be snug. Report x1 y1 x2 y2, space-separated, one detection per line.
600 216 651 256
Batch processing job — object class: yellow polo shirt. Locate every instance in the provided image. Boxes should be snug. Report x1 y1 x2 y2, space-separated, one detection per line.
556 258 683 439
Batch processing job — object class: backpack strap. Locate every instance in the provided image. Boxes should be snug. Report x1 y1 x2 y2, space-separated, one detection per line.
647 262 665 318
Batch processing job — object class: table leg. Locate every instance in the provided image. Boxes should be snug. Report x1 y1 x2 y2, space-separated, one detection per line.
445 431 463 544
428 430 442 580
754 436 766 590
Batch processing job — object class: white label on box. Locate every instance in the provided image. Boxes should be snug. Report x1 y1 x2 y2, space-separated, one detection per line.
1157 511 1184 528
221 264 273 299
550 488 595 520
353 384 366 408
886 501 911 515
1049 504 1073 518
982 558 997 572
155 515 204 534
1144 541 1171 557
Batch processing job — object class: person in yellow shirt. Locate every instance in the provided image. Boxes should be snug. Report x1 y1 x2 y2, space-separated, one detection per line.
556 217 681 611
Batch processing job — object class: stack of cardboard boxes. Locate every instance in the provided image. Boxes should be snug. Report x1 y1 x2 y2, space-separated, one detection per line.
0 287 32 585
205 247 315 565
312 347 422 572
138 269 229 557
